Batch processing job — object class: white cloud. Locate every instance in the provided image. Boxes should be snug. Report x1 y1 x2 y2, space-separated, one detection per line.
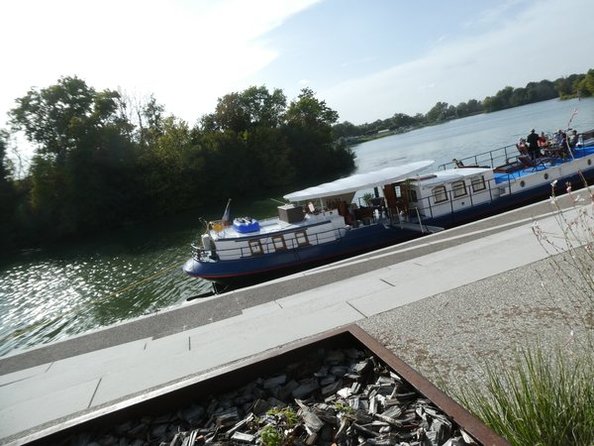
0 0 320 126
322 0 594 124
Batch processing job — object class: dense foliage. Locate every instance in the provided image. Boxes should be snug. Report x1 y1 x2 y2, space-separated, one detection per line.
2 69 593 250
0 79 354 250
335 68 594 139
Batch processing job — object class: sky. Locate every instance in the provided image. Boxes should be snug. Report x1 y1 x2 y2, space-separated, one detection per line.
1 0 593 131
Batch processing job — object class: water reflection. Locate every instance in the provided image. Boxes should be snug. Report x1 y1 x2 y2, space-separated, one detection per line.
2 98 593 356
0 216 212 357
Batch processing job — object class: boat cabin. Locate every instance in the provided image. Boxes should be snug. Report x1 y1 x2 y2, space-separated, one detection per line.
387 168 497 220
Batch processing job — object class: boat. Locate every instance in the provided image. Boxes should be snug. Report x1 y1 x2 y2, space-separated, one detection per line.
183 129 594 287
182 160 438 287
391 128 594 229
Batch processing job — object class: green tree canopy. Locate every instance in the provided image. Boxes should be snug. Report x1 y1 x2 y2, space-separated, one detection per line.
9 76 139 238
201 86 287 132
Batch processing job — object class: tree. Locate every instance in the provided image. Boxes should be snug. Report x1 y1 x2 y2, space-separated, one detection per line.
138 95 165 149
391 113 416 130
284 88 338 128
332 121 359 139
9 76 139 238
524 80 557 103
574 70 594 97
201 86 287 133
426 102 450 123
283 88 352 182
247 127 295 189
0 131 18 247
509 87 527 107
555 74 584 99
10 77 96 163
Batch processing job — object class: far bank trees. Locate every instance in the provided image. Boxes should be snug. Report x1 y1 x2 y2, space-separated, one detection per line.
340 68 594 137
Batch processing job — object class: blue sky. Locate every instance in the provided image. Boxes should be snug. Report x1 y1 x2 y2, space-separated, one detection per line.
1 0 593 129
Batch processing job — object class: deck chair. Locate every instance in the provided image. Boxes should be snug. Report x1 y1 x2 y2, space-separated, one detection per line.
517 155 551 171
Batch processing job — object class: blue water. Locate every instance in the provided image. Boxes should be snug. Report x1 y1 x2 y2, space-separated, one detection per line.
352 98 594 172
0 97 592 356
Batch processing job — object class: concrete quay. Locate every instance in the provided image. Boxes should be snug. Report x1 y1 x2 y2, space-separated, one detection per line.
0 195 589 444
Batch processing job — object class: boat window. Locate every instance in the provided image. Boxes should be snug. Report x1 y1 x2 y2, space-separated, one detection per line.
452 180 467 198
249 239 263 255
471 176 486 192
272 235 287 251
295 230 309 246
408 189 418 202
432 186 448 203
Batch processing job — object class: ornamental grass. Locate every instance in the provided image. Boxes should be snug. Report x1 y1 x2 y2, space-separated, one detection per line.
455 177 594 446
456 348 594 446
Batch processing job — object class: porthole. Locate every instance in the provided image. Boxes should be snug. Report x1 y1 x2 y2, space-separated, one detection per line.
520 180 526 188
544 173 549 180
588 159 592 166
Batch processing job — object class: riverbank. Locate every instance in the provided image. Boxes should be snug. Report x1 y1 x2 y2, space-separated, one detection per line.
2 97 592 360
0 194 589 444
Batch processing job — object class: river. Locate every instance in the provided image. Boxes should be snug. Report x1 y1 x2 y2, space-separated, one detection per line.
1 98 593 357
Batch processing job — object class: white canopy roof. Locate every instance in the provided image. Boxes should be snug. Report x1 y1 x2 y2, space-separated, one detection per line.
284 160 434 202
415 168 492 187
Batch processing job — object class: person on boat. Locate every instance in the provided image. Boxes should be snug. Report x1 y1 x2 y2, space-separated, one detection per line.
537 132 549 149
526 129 540 159
553 130 565 147
452 158 465 168
552 130 570 158
568 129 579 148
559 131 568 150
516 138 529 155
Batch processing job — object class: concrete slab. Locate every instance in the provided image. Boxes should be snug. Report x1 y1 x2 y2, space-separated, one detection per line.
93 301 362 406
347 217 567 317
0 363 50 387
144 334 190 356
275 272 393 310
39 338 150 380
0 378 100 440
241 300 282 316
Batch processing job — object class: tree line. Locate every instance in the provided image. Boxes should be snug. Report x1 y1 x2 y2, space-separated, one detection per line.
332 69 594 139
0 79 355 251
1 69 593 251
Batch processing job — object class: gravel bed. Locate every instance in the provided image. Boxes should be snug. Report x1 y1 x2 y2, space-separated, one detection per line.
358 254 594 393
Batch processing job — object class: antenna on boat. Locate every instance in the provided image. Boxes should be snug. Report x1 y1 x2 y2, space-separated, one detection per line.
566 108 579 160
567 108 578 130
222 198 232 226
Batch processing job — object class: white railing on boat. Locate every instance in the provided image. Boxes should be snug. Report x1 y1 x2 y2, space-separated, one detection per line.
193 224 350 261
438 144 518 171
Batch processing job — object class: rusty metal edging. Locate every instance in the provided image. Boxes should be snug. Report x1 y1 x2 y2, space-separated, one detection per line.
344 324 511 446
14 324 509 446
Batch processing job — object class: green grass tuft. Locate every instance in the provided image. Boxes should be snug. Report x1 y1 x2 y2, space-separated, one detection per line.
456 347 594 446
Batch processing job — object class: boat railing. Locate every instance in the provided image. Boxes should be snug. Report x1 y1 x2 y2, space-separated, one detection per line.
195 214 401 260
198 225 349 260
438 144 518 170
391 207 436 234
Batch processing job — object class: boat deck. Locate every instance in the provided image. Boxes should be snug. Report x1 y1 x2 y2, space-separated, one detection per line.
492 145 594 184
213 212 340 240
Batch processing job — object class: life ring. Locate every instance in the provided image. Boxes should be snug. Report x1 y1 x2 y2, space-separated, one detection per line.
212 222 223 232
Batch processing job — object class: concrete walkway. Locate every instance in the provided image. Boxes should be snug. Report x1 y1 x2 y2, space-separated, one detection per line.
0 199 585 445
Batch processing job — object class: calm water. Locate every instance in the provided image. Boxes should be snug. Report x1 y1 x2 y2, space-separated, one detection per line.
1 98 593 357
352 98 594 172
